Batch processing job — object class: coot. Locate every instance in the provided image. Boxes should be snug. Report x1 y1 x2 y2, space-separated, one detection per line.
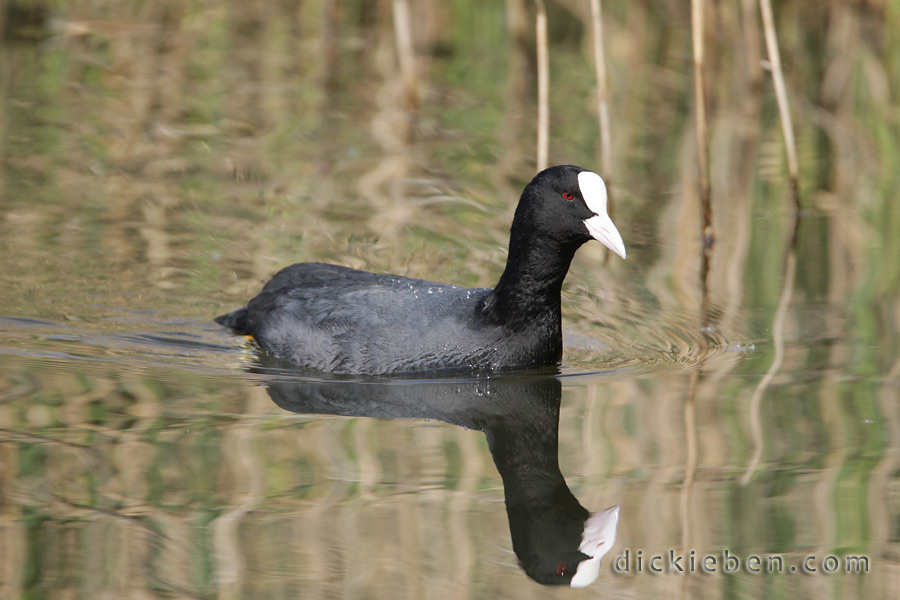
215 165 626 374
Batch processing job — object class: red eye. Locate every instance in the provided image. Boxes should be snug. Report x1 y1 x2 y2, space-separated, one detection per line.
562 192 574 201
556 562 569 575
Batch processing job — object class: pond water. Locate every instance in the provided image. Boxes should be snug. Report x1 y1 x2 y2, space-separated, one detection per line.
1 2 898 599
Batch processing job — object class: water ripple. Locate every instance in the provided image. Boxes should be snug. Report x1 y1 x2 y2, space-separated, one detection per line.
561 303 754 378
0 306 755 385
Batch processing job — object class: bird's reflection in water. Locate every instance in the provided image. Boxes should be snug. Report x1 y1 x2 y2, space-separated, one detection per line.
254 359 619 587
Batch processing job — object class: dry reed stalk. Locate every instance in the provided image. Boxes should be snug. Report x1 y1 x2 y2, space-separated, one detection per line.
691 0 711 208
498 0 531 182
759 0 800 211
321 0 339 91
691 0 713 324
392 0 419 113
589 0 612 183
535 0 549 171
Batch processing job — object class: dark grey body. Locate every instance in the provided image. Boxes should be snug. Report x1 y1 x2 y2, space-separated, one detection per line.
215 262 562 374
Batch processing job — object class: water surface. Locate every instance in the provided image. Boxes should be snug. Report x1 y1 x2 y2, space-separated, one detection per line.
1 2 898 599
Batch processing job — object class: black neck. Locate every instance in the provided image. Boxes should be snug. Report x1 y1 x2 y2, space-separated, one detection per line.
481 231 581 330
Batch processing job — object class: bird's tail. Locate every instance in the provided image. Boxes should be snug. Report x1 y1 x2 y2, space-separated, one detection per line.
214 307 250 333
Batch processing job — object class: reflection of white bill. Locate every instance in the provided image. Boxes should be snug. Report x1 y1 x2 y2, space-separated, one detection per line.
571 504 621 588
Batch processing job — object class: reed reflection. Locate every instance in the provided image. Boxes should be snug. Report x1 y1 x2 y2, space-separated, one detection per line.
254 360 619 587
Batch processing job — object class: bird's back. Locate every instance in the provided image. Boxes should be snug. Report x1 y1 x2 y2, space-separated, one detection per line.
216 263 513 374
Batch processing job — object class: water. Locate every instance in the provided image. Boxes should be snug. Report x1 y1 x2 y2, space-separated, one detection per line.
2 2 898 599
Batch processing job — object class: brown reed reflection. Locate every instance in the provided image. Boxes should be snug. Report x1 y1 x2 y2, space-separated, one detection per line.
741 209 800 485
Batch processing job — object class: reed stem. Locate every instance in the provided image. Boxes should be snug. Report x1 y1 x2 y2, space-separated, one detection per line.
589 0 612 182
691 0 713 323
759 0 800 211
535 0 549 171
392 0 418 114
691 0 711 207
